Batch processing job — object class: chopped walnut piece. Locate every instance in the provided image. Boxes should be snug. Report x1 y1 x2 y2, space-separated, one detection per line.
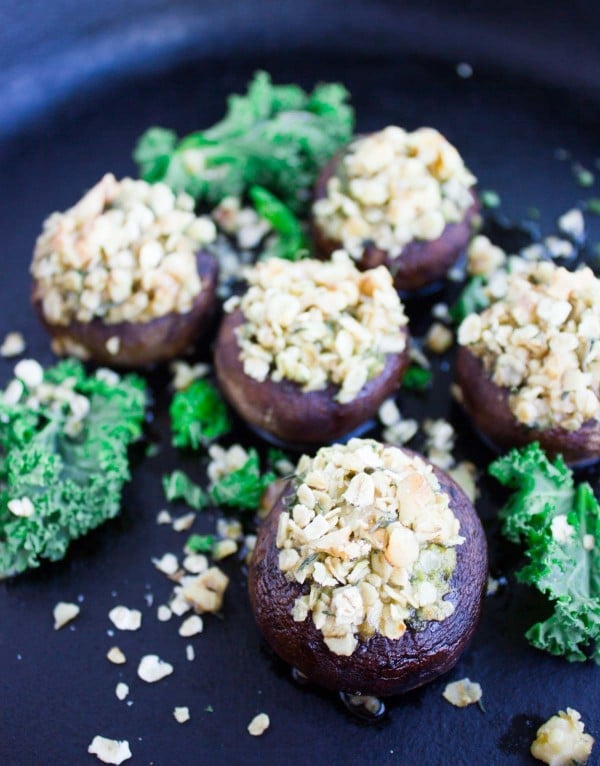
425 322 454 354
137 654 174 683
108 606 142 631
174 706 191 724
88 736 132 765
152 553 180 576
172 512 196 532
53 601 80 630
442 678 483 707
232 252 407 404
115 682 129 701
313 126 476 258
212 539 238 561
247 713 270 737
179 614 204 637
106 647 126 665
531 708 594 766
181 567 230 613
0 331 26 357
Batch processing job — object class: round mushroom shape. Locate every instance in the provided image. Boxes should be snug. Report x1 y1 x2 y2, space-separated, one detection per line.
248 446 488 697
312 149 480 293
214 308 410 446
33 251 219 368
455 345 600 468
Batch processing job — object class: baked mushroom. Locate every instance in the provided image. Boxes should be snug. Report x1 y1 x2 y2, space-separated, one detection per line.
31 174 219 367
249 438 487 696
312 126 479 292
456 261 600 466
214 252 410 446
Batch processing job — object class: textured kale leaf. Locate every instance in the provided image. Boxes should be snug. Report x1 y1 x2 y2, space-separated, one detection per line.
210 449 275 512
249 185 308 261
0 360 146 578
449 275 490 324
185 533 215 554
402 363 433 391
170 380 231 449
134 71 354 214
490 443 599 663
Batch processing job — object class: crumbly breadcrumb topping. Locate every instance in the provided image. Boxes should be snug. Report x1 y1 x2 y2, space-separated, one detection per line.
458 262 600 431
313 126 476 258
227 252 407 404
531 708 594 766
277 439 463 656
31 174 216 326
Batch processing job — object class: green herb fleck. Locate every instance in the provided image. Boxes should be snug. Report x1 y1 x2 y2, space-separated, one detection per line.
210 449 275 511
489 443 600 663
163 470 208 510
186 533 216 554
250 185 308 260
205 705 214 713
449 275 489 324
573 166 595 188
402 363 433 391
480 190 501 209
134 71 354 214
0 359 146 577
586 198 600 216
170 380 231 450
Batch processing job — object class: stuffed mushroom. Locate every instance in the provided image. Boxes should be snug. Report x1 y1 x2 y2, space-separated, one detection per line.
456 261 600 466
214 252 410 446
312 126 479 292
249 438 487 696
31 174 219 367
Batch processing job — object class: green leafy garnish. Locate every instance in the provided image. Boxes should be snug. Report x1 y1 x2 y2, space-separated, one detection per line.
586 198 600 216
0 359 146 577
573 165 595 188
170 380 231 449
249 185 308 260
402 363 433 391
210 449 275 511
489 443 600 663
186 533 216 554
480 189 501 209
134 71 354 214
162 470 208 510
449 275 490 324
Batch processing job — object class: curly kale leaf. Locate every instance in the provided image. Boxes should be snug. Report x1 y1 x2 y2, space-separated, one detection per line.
170 380 231 450
210 449 275 512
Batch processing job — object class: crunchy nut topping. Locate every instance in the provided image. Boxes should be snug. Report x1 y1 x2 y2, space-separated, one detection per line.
313 126 476 258
14 358 44 389
0 331 26 358
172 512 196 532
207 444 250 484
156 509 172 525
88 736 132 765
180 567 229 613
174 706 191 724
106 646 126 664
170 359 210 391
115 682 129 701
157 605 173 622
467 235 507 278
185 644 195 661
442 678 483 707
152 552 179 576
7 496 35 518
182 553 209 574
425 322 454 354
108 606 142 631
279 439 463 656
137 654 174 683
458 262 600 431
53 601 80 630
558 208 585 241
232 252 407 404
212 539 238 560
179 614 204 637
531 708 595 766
247 713 270 737
32 174 216 326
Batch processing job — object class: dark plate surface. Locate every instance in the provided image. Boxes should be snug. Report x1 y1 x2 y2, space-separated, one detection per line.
0 49 599 766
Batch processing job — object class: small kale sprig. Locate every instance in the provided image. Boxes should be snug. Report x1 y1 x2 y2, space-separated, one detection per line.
210 449 275 512
170 380 231 450
134 71 354 215
490 443 599 663
249 185 308 261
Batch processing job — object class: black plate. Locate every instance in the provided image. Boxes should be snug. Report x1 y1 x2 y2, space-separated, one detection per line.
0 48 599 766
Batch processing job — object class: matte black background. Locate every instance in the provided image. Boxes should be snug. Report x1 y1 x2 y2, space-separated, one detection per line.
0 2 599 765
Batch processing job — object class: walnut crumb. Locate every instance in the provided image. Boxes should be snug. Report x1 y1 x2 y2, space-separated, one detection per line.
173 706 191 724
106 646 126 665
108 606 142 631
53 601 80 630
247 713 270 736
531 708 594 765
443 678 483 707
0 331 26 357
137 654 174 683
88 735 132 764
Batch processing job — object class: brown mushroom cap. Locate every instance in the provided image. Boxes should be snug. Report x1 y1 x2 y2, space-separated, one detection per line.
455 345 600 468
32 251 219 368
312 152 480 293
214 308 410 446
248 447 488 697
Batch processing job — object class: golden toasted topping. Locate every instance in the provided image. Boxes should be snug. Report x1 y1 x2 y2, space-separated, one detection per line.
229 252 408 404
531 708 595 766
442 678 483 707
313 126 476 258
458 262 600 431
32 174 217 326
277 439 463 656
